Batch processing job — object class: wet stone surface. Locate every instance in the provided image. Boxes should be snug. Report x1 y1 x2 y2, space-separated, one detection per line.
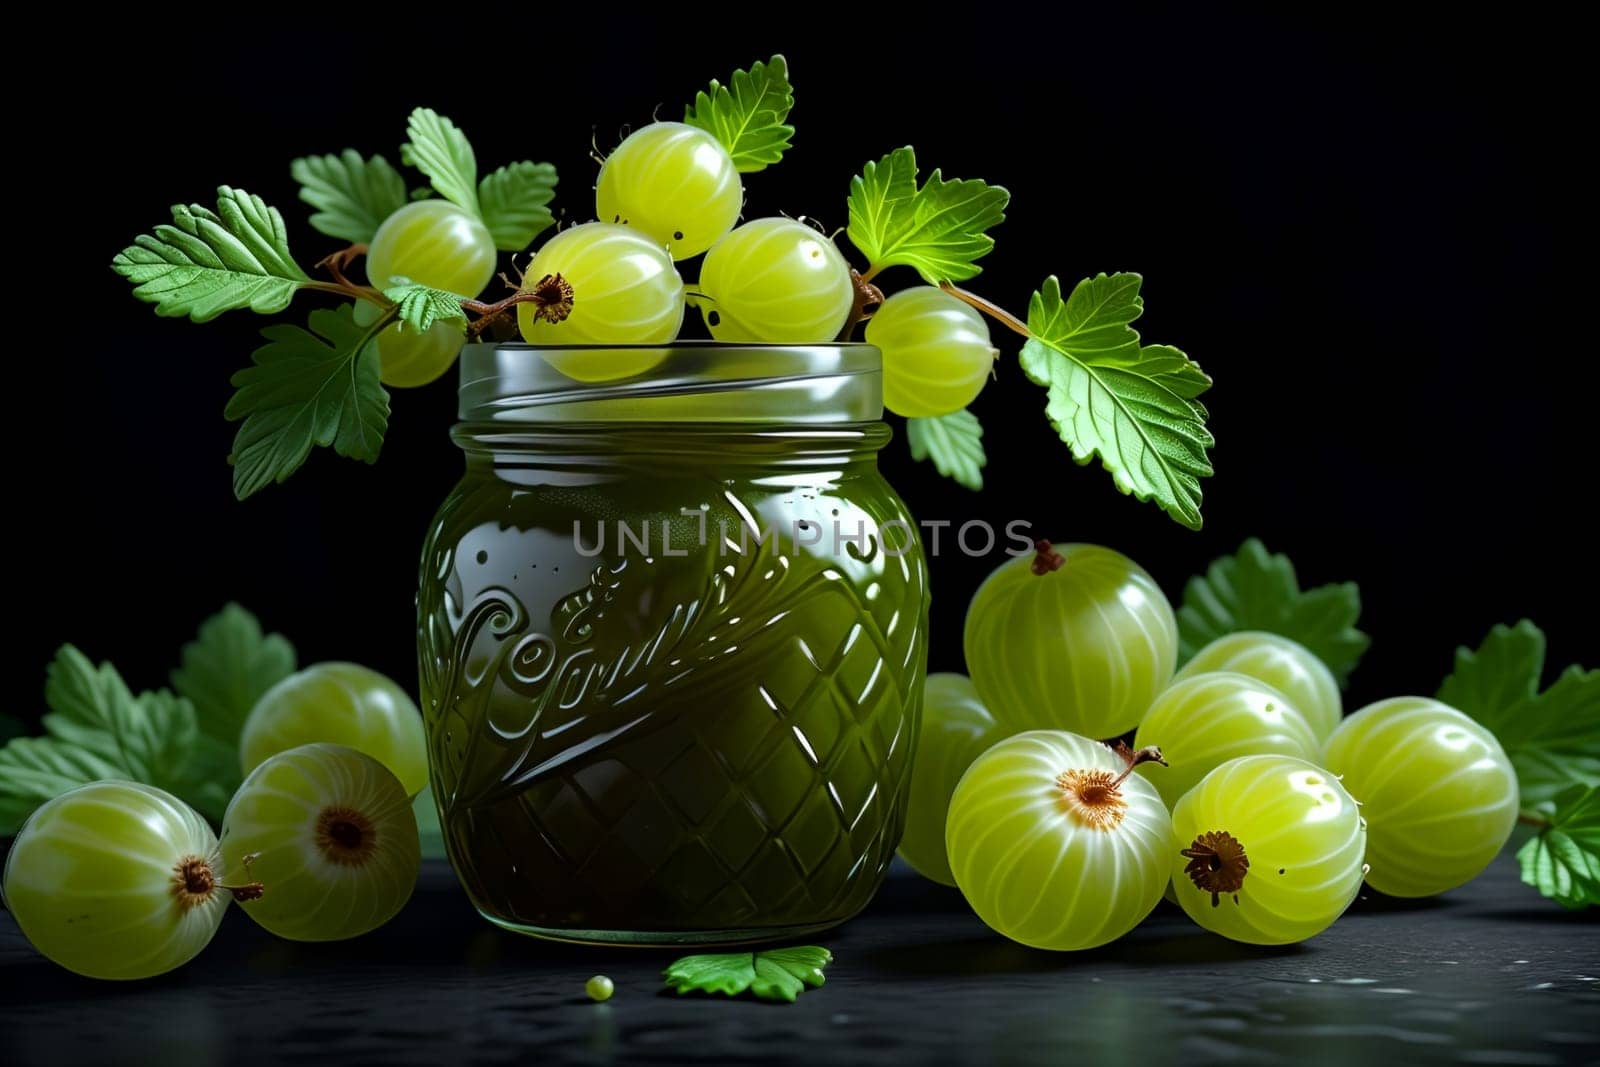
2 854 1595 1065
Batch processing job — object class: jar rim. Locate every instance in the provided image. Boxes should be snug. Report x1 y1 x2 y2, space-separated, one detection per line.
458 341 883 424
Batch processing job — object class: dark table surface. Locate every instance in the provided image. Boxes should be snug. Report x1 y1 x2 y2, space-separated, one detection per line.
2 853 1595 1066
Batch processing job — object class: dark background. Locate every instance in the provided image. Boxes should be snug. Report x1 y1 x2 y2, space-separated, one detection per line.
13 13 1592 724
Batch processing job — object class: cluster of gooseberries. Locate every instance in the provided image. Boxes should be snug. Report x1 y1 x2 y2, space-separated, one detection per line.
905 540 1519 949
2 663 430 979
356 116 996 410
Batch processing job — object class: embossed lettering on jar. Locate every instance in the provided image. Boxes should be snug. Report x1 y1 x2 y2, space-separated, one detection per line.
417 343 930 944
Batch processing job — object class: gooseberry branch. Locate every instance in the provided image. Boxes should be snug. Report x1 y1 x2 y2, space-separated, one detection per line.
311 245 386 303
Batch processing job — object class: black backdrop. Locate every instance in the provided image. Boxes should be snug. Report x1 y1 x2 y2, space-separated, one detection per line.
13 13 1592 727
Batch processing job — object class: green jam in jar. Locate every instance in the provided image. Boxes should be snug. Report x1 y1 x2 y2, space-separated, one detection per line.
418 343 929 944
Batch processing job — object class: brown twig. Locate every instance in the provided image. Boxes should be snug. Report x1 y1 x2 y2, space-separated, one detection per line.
837 268 886 341
1108 739 1167 773
308 244 386 304
461 276 573 340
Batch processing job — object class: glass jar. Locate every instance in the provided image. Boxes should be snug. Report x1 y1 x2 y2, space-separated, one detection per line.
417 343 929 945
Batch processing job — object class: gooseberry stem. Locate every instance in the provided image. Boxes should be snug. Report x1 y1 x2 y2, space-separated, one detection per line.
303 280 388 303
219 851 265 902
939 282 1031 339
174 854 264 907
1518 810 1551 829
837 268 886 339
1031 539 1066 575
1106 740 1168 786
461 276 571 338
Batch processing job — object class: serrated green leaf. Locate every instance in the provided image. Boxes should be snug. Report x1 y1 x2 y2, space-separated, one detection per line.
42 647 193 781
684 54 795 173
405 108 479 217
846 146 1008 283
1437 620 1600 811
0 647 231 827
1178 539 1370 686
662 946 832 1003
171 603 297 754
112 186 310 322
225 304 391 499
1437 620 1545 725
478 160 557 251
384 282 468 335
907 409 986 490
0 737 121 834
1018 274 1214 529
1517 784 1600 908
291 150 408 244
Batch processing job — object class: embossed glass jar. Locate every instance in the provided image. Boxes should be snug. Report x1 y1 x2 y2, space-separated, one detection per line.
418 343 929 944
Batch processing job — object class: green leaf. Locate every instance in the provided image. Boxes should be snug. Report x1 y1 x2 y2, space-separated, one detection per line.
1517 784 1600 908
907 409 986 490
684 54 795 173
0 737 120 834
1437 620 1600 811
225 304 392 499
1178 538 1370 686
662 946 831 1003
0 647 231 827
405 108 479 217
1018 274 1214 529
478 161 558 251
177 735 239 823
846 146 1008 283
42 647 196 786
290 150 408 244
384 283 468 335
171 603 297 754
414 786 448 861
112 186 310 322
